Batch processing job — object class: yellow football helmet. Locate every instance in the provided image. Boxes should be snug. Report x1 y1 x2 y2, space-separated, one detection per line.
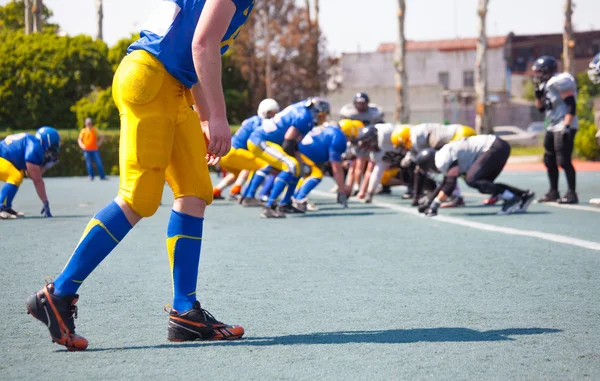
391 125 412 149
339 119 365 140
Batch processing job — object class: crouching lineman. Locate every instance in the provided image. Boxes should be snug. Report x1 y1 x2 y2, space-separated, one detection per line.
415 135 535 216
339 93 384 194
292 123 350 212
391 123 476 206
354 124 432 203
213 98 280 200
246 97 331 218
0 127 60 219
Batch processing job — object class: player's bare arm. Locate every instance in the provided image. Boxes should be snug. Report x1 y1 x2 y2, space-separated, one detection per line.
192 0 236 160
25 162 48 204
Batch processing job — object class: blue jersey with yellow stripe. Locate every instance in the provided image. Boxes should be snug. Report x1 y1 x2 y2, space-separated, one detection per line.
249 102 314 145
299 125 348 165
128 0 254 88
232 115 261 150
0 133 45 171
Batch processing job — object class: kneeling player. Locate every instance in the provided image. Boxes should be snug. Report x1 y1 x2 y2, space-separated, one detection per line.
293 123 350 211
0 127 59 219
391 123 476 206
415 135 535 216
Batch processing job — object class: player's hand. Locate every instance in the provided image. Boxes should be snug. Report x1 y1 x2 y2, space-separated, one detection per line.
364 193 373 204
41 201 52 218
357 191 366 199
203 117 231 159
535 83 546 100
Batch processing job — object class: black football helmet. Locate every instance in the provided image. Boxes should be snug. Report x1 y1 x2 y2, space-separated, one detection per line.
531 56 558 85
415 148 438 173
353 92 370 113
356 125 378 151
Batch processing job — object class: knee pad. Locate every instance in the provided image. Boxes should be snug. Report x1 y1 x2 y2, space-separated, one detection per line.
124 189 162 218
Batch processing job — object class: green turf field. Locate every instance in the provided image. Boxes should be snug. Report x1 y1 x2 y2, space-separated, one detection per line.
1 173 600 380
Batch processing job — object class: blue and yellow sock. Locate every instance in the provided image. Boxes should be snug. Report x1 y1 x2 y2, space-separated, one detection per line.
295 177 322 200
54 201 132 297
280 178 298 205
0 183 18 208
267 171 295 207
258 174 276 199
244 167 269 199
167 210 203 313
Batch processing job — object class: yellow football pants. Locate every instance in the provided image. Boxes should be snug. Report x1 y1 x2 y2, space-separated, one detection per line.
220 147 267 177
247 140 300 177
381 168 399 186
112 50 212 217
0 157 24 186
452 126 477 141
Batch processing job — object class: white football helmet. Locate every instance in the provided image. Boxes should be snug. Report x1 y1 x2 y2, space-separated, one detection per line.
257 98 280 119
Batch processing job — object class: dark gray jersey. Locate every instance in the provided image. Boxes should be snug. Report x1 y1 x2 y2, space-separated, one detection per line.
340 103 384 125
410 123 459 152
544 72 578 131
435 135 496 175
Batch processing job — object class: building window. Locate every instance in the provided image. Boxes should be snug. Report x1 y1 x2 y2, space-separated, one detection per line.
463 70 474 88
438 72 450 90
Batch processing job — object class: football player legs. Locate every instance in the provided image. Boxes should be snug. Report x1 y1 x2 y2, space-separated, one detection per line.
248 140 300 217
217 147 265 199
0 157 23 218
25 49 238 350
462 139 534 214
293 155 323 206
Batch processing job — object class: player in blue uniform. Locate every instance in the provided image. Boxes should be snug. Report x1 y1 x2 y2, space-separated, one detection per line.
292 123 350 212
214 98 280 201
26 0 254 351
0 127 59 219
245 97 331 218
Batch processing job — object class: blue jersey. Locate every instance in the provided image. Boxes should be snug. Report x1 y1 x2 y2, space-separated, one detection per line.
129 0 254 88
0 133 45 171
232 115 262 150
299 125 348 165
249 102 314 145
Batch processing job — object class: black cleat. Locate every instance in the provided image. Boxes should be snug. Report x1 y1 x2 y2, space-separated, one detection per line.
498 195 523 215
538 190 560 203
25 283 88 351
167 301 244 342
277 204 305 214
558 190 578 204
519 190 536 212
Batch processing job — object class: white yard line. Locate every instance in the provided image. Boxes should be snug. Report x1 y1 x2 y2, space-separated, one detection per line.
313 191 600 252
461 192 600 213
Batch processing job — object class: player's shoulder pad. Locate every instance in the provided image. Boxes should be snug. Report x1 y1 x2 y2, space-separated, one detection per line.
546 72 576 92
339 103 357 117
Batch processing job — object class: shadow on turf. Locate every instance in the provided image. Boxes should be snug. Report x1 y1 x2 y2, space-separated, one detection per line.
81 327 562 352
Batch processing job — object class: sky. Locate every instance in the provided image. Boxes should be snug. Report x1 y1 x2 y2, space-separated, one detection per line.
2 0 599 54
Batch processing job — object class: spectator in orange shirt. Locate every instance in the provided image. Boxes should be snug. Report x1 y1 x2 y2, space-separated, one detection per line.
78 118 106 180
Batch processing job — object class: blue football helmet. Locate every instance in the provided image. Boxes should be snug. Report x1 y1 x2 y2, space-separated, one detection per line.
36 126 61 169
305 97 331 125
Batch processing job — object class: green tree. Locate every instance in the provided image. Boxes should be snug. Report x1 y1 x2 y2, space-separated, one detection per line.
0 0 58 34
222 49 251 124
71 87 119 130
0 32 112 130
108 33 139 72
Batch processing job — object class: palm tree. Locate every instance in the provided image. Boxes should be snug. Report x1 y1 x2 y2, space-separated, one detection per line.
475 0 490 134
395 0 409 123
